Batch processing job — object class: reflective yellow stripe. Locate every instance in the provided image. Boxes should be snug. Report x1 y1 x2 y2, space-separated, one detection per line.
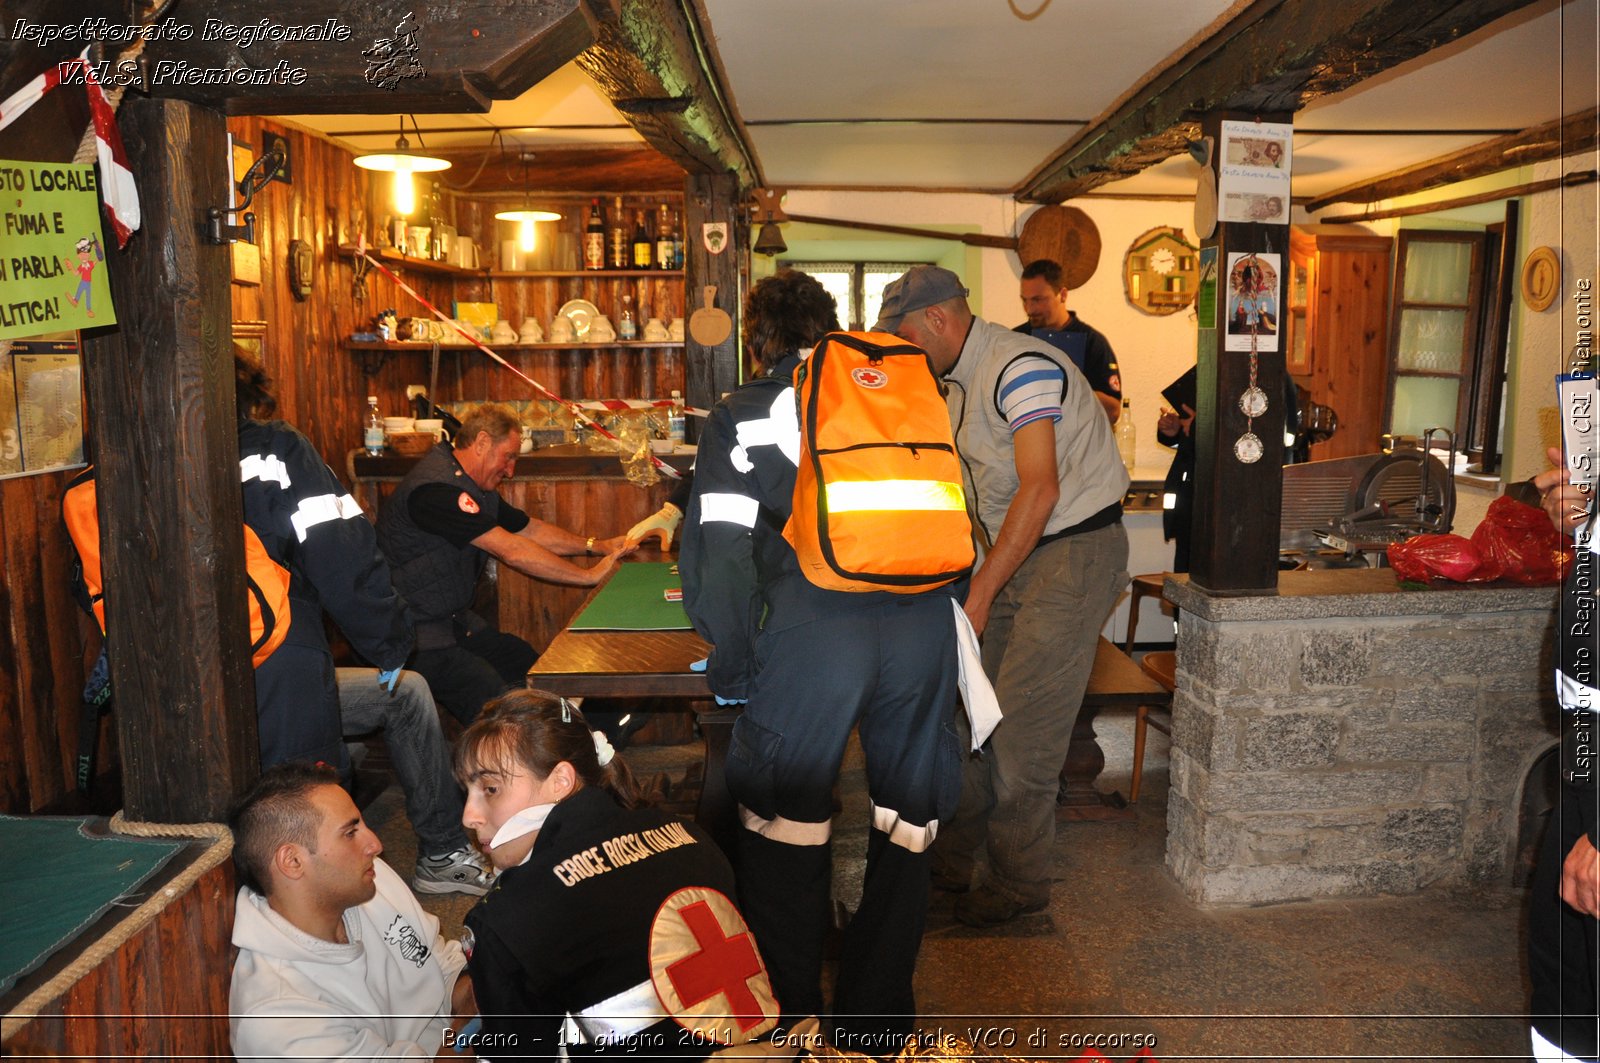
823 479 965 513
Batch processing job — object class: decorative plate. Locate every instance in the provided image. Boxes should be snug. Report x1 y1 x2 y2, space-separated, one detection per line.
557 298 601 339
1521 246 1560 312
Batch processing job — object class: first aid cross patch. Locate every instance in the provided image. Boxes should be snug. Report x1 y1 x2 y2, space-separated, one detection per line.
649 887 778 1044
458 492 480 514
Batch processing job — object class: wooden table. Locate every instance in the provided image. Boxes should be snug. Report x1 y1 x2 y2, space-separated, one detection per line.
1056 636 1174 821
527 576 741 844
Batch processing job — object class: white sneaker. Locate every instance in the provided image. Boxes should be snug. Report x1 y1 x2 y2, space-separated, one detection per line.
413 848 493 896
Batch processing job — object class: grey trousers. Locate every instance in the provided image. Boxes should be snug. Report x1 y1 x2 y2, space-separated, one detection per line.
336 667 468 857
932 521 1129 905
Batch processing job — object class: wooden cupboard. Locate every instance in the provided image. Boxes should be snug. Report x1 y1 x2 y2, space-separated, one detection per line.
1287 226 1393 460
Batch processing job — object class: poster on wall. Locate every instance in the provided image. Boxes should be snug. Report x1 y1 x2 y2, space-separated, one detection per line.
1224 252 1281 353
1217 119 1292 226
0 333 86 480
0 161 117 341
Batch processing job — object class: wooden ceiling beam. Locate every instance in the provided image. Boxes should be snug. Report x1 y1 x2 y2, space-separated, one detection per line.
574 0 759 189
1 0 596 115
1306 106 1600 212
1014 0 1542 203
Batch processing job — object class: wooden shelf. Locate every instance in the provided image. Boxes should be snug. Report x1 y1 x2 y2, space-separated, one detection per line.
338 245 683 280
348 340 685 351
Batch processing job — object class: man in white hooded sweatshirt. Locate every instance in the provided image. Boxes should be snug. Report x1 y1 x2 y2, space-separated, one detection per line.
228 762 477 1061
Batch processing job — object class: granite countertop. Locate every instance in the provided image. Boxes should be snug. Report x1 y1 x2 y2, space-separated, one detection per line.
1164 567 1559 621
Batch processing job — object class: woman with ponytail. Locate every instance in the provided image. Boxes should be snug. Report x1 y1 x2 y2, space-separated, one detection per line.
456 690 792 1060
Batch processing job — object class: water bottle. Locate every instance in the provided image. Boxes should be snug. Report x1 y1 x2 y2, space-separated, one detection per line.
668 390 686 445
364 395 385 456
1116 397 1137 473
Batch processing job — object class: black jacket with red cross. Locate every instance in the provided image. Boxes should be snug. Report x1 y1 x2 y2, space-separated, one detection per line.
464 787 779 1060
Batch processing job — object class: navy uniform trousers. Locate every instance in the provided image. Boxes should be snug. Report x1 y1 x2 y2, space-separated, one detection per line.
724 593 961 1054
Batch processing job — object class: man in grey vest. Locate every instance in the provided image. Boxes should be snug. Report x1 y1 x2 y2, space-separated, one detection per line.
878 265 1130 927
377 402 634 726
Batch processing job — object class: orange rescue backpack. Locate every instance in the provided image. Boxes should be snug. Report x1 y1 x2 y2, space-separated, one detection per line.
62 466 292 667
784 331 974 593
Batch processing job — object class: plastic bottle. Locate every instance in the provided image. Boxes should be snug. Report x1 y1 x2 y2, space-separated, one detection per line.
1115 397 1137 473
668 390 686 445
364 395 385 456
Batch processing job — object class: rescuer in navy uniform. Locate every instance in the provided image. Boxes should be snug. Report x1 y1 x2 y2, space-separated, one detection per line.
456 691 790 1060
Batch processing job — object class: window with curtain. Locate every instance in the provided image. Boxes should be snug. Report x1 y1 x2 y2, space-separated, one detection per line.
1384 212 1516 472
779 261 927 331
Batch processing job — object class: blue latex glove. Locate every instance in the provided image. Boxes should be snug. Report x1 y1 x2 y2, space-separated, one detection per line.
453 1016 482 1053
376 667 401 693
690 658 745 705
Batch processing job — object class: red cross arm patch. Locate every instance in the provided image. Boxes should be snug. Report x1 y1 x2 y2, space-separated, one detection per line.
649 886 779 1045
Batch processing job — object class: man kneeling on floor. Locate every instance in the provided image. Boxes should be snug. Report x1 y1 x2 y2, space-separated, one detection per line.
229 762 478 1062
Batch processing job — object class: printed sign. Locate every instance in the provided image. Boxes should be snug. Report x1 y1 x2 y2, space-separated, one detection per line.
0 333 85 479
0 161 116 340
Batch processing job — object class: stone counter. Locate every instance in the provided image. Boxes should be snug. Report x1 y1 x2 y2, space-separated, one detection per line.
1162 569 1559 906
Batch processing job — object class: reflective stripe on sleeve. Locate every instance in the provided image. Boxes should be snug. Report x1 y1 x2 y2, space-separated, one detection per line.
290 492 364 542
870 802 938 853
824 479 965 513
239 453 291 489
573 980 665 1043
699 492 759 528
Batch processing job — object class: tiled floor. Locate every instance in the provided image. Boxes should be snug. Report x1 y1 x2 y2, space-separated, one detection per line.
366 706 1533 1062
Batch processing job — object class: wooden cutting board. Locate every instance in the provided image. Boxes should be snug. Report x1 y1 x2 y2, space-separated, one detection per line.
1016 205 1102 290
688 285 732 346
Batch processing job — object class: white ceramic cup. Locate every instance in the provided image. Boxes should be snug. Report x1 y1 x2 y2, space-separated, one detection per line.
415 418 444 442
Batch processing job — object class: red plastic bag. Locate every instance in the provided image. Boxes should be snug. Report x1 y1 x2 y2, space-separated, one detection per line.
1387 533 1485 583
1469 494 1563 585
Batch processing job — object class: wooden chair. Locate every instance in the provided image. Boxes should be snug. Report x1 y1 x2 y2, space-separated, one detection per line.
1131 650 1176 803
1124 572 1172 652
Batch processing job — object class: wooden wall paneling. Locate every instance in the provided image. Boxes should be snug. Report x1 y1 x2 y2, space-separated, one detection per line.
2 475 69 808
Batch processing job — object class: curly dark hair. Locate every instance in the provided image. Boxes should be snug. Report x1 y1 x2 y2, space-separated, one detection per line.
233 345 277 422
743 268 841 370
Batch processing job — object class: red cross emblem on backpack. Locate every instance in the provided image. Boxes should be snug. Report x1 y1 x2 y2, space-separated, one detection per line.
649 887 778 1044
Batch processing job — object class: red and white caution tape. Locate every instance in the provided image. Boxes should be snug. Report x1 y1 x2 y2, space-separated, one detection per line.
0 50 140 247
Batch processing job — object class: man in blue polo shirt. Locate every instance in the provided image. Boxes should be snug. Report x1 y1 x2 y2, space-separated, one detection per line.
1015 258 1122 424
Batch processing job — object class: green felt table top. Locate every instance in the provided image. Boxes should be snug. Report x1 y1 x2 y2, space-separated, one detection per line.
566 561 693 631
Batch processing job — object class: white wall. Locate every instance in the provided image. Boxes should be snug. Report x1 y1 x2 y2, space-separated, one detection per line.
778 189 1200 479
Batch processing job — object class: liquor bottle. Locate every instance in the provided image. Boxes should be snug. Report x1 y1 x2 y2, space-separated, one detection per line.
631 210 652 269
1116 398 1137 472
608 196 629 269
619 293 637 340
656 203 674 270
668 390 686 445
671 209 685 270
364 395 385 456
583 198 606 270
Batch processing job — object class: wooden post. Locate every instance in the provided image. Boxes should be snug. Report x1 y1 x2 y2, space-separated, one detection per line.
683 173 744 422
81 97 259 822
1188 111 1291 594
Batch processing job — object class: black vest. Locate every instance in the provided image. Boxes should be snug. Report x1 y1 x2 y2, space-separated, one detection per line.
377 443 500 650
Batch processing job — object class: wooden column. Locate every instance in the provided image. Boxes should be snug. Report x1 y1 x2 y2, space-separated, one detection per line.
82 97 258 821
683 173 744 423
1188 111 1291 594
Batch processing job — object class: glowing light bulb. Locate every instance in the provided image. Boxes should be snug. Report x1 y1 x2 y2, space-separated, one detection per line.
392 169 415 216
519 217 536 253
